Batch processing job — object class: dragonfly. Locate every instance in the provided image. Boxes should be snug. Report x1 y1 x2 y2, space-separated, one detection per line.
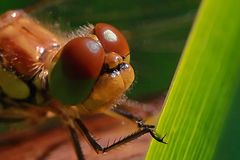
0 9 166 160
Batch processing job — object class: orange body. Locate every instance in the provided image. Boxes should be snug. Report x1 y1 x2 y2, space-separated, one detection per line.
0 10 61 78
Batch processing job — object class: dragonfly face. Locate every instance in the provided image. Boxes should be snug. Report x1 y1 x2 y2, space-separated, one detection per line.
49 23 135 112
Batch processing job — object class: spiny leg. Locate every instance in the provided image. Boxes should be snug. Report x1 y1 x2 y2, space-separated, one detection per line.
111 107 142 121
103 129 157 152
74 118 165 154
111 107 167 143
68 126 85 160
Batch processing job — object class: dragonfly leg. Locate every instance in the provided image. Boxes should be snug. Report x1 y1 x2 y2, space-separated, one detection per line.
74 118 166 154
111 107 167 144
68 126 85 160
111 107 142 121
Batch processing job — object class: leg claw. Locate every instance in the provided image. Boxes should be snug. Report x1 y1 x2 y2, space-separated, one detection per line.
150 131 167 144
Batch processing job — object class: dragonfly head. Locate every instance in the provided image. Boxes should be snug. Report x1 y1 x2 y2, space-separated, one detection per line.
49 23 134 110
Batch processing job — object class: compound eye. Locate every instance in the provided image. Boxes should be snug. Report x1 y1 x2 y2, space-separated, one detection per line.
95 23 130 57
61 37 105 79
49 37 105 105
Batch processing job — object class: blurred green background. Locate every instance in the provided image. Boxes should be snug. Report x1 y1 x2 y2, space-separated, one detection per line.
0 0 200 99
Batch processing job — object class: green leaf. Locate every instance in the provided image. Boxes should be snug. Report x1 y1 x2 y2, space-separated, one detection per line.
146 0 240 159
